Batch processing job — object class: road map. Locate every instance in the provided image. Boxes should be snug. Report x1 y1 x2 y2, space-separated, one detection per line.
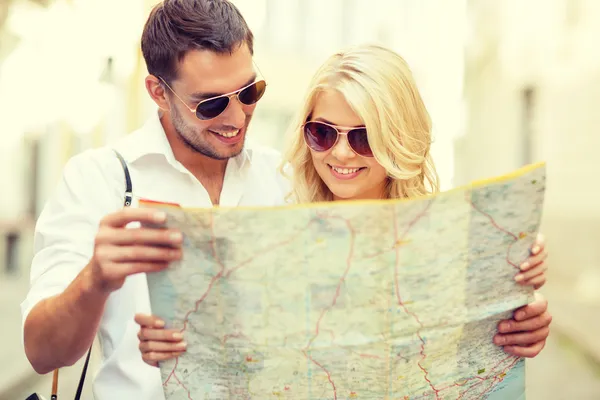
144 162 545 400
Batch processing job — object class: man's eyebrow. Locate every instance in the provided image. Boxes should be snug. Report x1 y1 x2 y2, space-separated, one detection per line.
189 75 257 100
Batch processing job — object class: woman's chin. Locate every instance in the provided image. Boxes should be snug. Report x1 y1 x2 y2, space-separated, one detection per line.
330 188 369 202
329 184 387 202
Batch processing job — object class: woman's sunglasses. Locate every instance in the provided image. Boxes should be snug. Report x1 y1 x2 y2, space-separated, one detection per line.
159 78 267 120
303 121 373 157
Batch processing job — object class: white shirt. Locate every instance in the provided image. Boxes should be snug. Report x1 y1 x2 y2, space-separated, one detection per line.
21 112 289 399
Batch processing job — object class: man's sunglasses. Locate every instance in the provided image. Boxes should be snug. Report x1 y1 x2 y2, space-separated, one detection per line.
159 78 267 120
303 121 373 157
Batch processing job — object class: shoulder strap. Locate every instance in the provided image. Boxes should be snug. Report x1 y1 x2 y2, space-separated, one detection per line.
72 150 133 400
113 149 133 207
73 349 91 400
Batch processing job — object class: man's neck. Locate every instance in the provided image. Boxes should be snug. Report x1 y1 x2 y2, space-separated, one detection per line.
174 144 228 180
183 156 228 206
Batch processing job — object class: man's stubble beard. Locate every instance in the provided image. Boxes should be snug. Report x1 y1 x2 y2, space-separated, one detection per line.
171 104 247 161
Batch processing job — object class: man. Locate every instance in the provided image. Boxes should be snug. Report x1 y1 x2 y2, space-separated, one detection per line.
21 0 551 399
21 1 285 398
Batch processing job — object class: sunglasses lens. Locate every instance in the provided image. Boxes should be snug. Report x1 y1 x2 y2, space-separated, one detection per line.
304 122 338 152
194 81 267 120
196 97 230 120
348 128 373 157
239 80 267 105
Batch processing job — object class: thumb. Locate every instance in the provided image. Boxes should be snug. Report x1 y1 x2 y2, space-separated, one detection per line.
134 313 165 328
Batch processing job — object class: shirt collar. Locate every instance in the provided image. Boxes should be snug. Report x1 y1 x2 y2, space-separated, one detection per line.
118 110 252 170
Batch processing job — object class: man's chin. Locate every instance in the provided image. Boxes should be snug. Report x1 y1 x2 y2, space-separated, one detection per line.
193 137 245 161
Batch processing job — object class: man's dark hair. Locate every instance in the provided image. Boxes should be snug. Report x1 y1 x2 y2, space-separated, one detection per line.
141 0 254 83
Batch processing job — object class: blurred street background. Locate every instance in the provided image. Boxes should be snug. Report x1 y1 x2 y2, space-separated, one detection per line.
1 0 599 398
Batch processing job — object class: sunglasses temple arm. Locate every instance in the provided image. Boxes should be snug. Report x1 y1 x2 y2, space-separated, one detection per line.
158 77 197 113
253 60 267 83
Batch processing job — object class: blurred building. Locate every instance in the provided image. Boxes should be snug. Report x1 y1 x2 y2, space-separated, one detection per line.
456 0 600 300
0 0 150 275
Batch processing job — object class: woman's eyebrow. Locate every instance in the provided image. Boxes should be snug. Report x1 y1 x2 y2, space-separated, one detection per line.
314 117 364 128
315 117 334 124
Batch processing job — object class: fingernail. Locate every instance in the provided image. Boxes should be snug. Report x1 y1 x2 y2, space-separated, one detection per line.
154 320 165 328
531 246 540 255
171 249 182 259
178 341 187 349
500 321 511 332
514 274 524 282
154 211 167 222
170 232 183 242
516 311 526 320
520 262 530 271
494 335 505 345
173 332 183 340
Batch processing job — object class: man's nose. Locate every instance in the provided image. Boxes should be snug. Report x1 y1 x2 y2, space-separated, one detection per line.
330 134 356 161
219 96 247 128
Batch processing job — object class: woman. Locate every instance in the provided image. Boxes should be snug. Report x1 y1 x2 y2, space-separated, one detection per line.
135 44 550 366
281 44 439 204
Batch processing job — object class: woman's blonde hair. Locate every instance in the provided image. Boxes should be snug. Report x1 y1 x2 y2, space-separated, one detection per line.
280 44 439 203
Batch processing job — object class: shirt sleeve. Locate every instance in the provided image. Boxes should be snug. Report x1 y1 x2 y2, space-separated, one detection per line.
20 148 126 334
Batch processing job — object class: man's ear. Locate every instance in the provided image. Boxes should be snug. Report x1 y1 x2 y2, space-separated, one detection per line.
145 75 170 111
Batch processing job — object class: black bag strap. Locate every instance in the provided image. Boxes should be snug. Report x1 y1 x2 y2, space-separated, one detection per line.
73 349 91 400
72 150 132 400
114 149 133 207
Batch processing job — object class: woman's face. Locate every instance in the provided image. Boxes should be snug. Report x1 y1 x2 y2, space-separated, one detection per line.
307 89 388 201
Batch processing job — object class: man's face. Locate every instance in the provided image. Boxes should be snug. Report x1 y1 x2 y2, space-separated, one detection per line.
167 44 258 160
